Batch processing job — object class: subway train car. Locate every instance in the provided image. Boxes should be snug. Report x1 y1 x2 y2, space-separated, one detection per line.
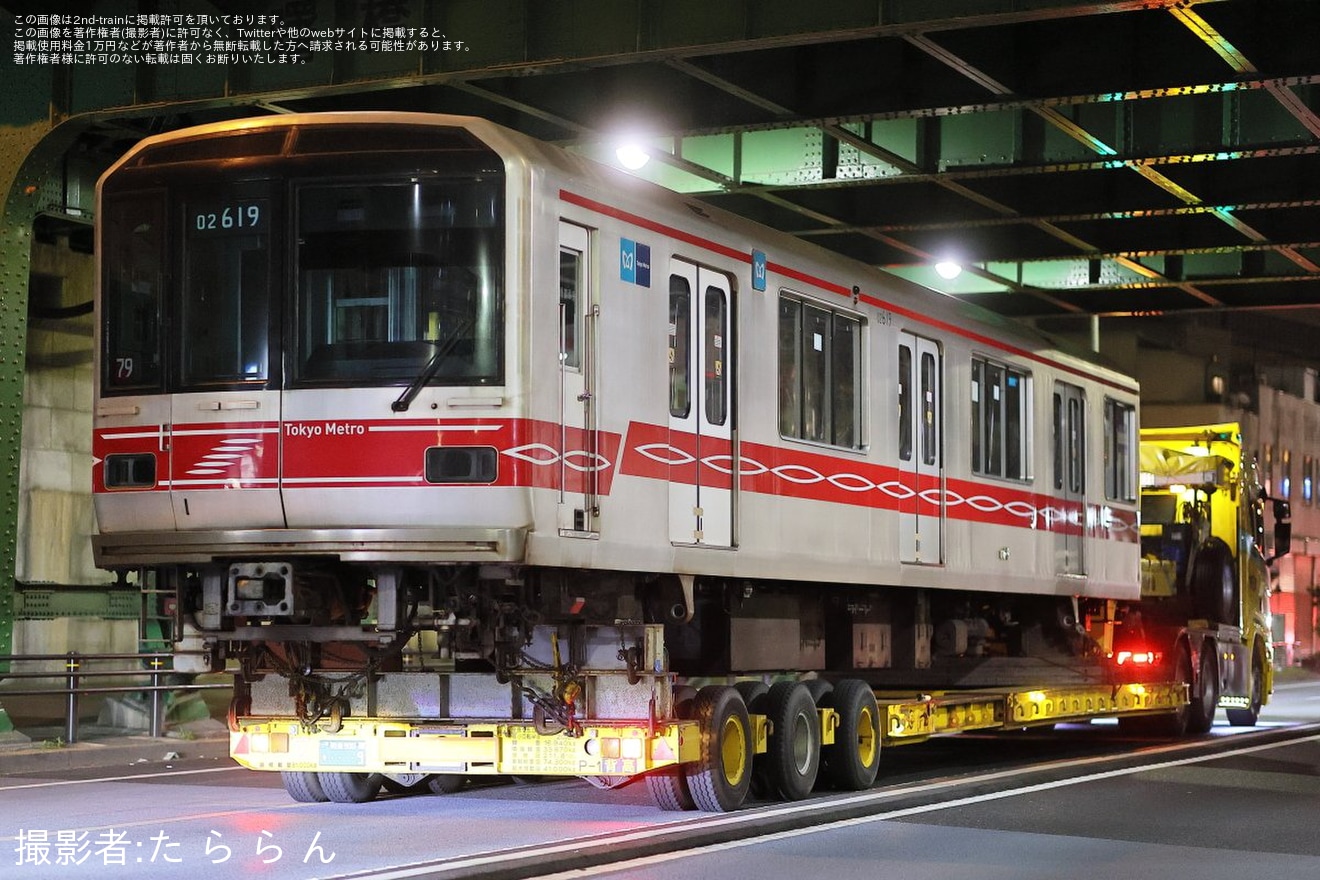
91 113 1145 810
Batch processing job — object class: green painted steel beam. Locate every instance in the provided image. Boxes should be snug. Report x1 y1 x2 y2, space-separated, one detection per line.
14 586 141 621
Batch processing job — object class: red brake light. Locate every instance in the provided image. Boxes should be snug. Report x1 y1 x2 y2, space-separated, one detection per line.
1112 649 1161 666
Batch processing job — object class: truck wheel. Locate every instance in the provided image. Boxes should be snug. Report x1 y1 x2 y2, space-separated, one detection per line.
281 771 328 803
684 686 753 812
1187 647 1219 734
318 772 382 803
820 679 881 791
763 681 821 801
1226 650 1264 727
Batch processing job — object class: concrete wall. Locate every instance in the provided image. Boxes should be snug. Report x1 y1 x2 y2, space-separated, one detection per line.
18 232 108 588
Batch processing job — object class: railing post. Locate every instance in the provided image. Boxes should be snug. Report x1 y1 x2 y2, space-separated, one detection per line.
64 651 80 744
149 659 164 738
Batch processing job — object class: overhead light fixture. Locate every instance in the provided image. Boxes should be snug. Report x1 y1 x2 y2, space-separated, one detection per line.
935 260 962 280
615 142 650 170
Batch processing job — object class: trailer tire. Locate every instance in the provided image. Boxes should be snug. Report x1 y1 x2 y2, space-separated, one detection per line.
684 686 753 812
1187 646 1219 734
318 772 382 804
647 768 695 811
803 679 833 705
820 679 881 791
1226 649 1264 727
734 681 771 800
426 774 466 795
763 681 821 801
648 686 699 811
281 771 328 803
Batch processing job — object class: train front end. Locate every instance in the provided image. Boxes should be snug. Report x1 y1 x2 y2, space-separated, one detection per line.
91 114 528 672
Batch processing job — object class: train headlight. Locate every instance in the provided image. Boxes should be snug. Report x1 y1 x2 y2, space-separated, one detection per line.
104 453 156 489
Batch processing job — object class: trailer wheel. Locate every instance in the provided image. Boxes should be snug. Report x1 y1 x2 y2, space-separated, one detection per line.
318 772 382 804
803 679 833 706
1187 646 1219 734
1226 649 1264 727
647 685 699 811
684 686 753 812
646 768 695 811
426 774 466 795
819 679 881 791
734 681 771 800
763 681 821 801
281 771 328 803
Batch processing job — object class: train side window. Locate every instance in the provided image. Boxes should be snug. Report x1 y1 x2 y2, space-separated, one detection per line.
921 351 937 466
832 314 860 448
1053 392 1064 490
1051 386 1086 494
1068 395 1085 494
1103 398 1137 503
971 356 1030 481
778 293 864 449
778 298 801 437
704 285 728 426
559 246 581 370
898 344 913 462
669 276 692 419
801 304 830 443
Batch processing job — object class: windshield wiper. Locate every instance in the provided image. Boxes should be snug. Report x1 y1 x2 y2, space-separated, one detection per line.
391 321 472 412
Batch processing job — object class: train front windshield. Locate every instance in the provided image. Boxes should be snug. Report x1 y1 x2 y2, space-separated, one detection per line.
99 123 506 395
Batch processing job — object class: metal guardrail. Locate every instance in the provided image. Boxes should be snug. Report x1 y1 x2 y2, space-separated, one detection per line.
0 652 230 744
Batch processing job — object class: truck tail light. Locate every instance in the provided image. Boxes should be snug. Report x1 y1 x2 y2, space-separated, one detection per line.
1111 649 1162 666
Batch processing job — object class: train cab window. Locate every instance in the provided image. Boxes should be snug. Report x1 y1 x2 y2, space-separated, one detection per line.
1103 399 1137 503
778 292 863 449
181 197 271 385
294 179 504 387
101 193 165 392
704 285 728 426
971 356 1030 480
669 277 692 419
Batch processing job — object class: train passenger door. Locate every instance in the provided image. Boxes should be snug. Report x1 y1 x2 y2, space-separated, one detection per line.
1053 382 1086 576
898 332 943 563
558 221 600 534
668 260 734 547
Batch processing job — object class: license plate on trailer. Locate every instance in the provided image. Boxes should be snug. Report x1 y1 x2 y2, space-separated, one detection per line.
318 740 366 767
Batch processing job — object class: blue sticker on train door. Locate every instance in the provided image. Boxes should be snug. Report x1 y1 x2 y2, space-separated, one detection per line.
620 238 636 284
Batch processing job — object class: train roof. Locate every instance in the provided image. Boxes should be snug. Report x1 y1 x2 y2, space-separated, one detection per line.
105 111 1135 393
